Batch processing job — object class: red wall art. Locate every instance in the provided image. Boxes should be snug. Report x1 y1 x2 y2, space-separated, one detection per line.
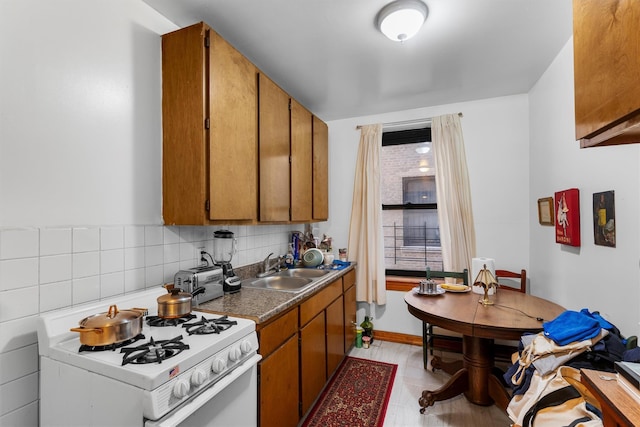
555 188 580 247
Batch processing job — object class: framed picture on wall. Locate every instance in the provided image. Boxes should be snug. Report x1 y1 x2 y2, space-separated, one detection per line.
593 190 615 247
537 197 554 225
555 188 580 247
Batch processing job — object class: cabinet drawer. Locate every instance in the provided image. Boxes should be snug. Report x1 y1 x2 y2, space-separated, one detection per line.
342 269 355 292
258 308 298 357
299 279 342 327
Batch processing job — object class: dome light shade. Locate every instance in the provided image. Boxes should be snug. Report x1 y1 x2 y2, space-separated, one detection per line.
376 0 428 42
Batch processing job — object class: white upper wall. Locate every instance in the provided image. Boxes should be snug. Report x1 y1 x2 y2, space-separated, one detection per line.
0 0 178 227
326 95 531 274
529 39 640 337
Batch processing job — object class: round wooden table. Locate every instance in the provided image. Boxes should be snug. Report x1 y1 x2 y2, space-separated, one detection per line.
405 288 565 413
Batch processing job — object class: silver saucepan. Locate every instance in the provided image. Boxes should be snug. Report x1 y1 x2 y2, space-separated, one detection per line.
70 305 146 346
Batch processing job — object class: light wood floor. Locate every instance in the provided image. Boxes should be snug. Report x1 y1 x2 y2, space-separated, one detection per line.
348 340 513 426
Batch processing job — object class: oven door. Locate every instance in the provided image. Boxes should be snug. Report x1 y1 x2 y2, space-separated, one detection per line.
145 353 261 427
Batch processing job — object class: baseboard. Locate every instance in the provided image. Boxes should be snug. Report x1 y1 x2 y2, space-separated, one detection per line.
374 330 517 362
373 330 422 346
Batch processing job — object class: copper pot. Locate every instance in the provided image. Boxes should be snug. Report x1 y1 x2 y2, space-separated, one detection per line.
157 286 193 318
70 305 146 346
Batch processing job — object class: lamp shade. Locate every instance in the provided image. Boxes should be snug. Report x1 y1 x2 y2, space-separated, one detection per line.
376 0 428 42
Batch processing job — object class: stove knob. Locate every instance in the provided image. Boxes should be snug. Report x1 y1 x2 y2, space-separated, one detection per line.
228 346 242 362
239 339 253 354
172 379 190 399
191 368 207 386
211 357 227 374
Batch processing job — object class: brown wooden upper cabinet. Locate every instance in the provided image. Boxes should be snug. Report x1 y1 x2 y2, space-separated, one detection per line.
290 99 314 222
162 22 258 224
258 74 291 222
573 0 640 148
312 116 329 220
162 21 328 224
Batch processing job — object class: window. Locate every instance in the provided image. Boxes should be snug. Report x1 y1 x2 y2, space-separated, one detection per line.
381 127 442 274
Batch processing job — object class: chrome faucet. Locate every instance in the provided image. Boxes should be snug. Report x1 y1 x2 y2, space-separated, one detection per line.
262 252 274 273
257 252 285 278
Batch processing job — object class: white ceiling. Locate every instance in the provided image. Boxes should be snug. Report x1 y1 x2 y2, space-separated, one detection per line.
143 0 573 121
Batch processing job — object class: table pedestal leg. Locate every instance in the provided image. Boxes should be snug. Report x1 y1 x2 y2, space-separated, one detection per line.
419 335 511 412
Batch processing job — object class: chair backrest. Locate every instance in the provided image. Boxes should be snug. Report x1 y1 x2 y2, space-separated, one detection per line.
495 269 527 293
426 267 469 285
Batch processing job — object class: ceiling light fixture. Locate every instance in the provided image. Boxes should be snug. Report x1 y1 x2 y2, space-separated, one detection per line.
415 143 430 154
376 0 428 43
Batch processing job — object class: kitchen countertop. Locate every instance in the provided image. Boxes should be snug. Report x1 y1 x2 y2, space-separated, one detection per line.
194 265 355 325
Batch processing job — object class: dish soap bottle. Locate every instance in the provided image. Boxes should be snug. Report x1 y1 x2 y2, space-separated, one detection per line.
360 316 374 343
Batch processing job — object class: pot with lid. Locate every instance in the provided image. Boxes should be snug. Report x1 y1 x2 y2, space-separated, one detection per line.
70 305 146 346
157 284 201 318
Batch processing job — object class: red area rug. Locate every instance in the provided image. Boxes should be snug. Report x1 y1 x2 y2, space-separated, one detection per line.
302 356 397 427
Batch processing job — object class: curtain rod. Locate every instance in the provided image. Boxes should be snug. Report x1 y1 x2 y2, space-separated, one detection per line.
355 112 463 130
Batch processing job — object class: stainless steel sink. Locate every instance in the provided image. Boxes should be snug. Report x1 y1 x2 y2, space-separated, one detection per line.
242 268 332 292
275 268 332 279
243 276 314 292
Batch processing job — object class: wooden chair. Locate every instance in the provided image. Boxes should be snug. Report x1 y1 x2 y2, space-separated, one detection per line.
495 269 527 293
422 267 469 369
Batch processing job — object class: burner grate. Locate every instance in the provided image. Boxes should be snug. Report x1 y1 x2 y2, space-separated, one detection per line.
79 334 146 352
145 313 196 327
120 335 189 365
182 315 238 335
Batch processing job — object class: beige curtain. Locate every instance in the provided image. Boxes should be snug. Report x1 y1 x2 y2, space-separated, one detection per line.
432 114 476 273
347 124 386 304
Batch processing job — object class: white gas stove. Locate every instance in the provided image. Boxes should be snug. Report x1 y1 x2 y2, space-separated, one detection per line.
37 287 260 427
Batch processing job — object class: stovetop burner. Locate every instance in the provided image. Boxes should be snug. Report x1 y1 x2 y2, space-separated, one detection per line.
120 335 189 365
79 334 146 352
145 313 196 327
182 315 238 335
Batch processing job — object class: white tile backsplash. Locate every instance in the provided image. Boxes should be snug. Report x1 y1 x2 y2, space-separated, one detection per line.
0 258 39 291
40 280 72 312
72 251 100 279
145 225 163 246
124 268 146 293
0 229 39 260
73 227 100 253
0 223 298 423
0 286 39 322
124 225 145 248
100 226 124 250
100 271 124 298
124 247 145 270
72 275 100 305
40 254 72 284
0 344 38 384
40 228 72 256
0 316 38 353
100 249 124 274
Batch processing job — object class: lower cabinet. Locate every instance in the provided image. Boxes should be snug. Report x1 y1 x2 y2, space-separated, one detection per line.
257 270 356 426
257 308 299 427
300 311 327 414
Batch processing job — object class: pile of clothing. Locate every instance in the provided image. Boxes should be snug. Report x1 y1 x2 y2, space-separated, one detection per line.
504 309 639 427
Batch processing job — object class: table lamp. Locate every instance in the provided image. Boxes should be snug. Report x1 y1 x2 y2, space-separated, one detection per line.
473 264 498 306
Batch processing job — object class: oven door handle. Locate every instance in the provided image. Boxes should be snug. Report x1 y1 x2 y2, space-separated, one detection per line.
145 353 262 427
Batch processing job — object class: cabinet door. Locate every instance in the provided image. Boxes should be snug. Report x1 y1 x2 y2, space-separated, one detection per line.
312 116 328 220
343 283 357 353
162 23 209 225
300 311 327 415
574 0 640 144
326 296 344 377
259 74 290 222
259 335 299 427
209 29 258 221
290 100 313 222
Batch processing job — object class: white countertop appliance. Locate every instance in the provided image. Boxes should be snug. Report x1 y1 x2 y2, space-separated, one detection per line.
37 287 260 427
